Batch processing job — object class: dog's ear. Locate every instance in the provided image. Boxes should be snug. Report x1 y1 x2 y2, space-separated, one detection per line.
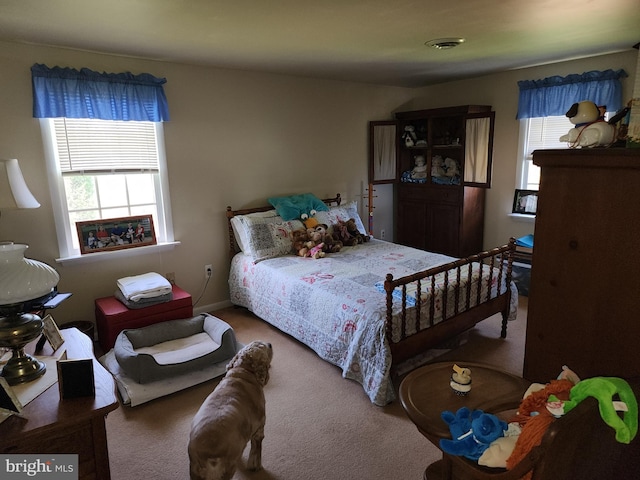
248 348 271 386
226 350 242 372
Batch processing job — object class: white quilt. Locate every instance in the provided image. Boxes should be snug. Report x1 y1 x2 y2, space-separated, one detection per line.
228 238 518 406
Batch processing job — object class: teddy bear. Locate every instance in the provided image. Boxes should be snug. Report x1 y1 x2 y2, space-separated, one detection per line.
291 228 325 259
444 157 460 177
345 218 370 244
332 220 358 246
313 223 342 254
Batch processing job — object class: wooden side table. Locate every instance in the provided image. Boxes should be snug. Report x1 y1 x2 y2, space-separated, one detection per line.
400 361 530 479
0 328 119 480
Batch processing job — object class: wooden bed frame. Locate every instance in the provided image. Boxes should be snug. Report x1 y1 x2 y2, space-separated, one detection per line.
226 193 516 369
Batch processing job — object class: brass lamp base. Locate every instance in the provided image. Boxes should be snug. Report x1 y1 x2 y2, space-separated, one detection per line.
0 312 46 386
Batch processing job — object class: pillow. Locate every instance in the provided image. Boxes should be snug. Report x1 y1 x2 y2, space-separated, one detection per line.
230 209 281 254
316 201 367 235
267 193 329 221
237 217 302 262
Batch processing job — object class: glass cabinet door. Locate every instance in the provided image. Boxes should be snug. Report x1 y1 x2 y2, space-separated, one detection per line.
369 121 396 183
463 113 494 187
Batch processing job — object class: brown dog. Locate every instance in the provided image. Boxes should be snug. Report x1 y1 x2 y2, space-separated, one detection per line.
188 341 273 480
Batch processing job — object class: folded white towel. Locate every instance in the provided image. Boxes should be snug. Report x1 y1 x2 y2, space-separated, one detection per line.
117 272 172 302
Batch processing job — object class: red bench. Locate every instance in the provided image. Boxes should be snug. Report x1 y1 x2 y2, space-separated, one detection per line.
95 284 193 352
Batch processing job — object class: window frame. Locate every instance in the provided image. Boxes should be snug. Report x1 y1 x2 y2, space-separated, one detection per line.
40 118 175 260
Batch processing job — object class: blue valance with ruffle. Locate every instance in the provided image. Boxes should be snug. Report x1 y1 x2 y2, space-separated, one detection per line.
31 63 170 121
516 69 627 119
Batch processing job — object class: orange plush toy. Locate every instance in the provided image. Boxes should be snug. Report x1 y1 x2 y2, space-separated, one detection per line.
505 378 575 477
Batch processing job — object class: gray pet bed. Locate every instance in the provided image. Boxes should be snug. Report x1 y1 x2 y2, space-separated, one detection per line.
114 314 238 384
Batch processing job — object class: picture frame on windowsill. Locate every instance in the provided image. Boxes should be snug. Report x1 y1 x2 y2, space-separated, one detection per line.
76 215 156 255
512 189 539 215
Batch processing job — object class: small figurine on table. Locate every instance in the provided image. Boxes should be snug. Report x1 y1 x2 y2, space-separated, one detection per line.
450 364 472 396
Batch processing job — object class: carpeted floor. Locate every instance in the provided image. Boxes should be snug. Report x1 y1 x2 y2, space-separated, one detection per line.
104 297 528 479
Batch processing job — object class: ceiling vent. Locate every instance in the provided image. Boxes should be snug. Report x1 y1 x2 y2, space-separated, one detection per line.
425 38 465 50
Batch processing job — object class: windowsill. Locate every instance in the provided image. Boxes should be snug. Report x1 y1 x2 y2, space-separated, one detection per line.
55 241 181 266
508 213 536 223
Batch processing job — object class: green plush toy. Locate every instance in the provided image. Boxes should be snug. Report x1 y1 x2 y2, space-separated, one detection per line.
550 377 638 444
267 193 329 221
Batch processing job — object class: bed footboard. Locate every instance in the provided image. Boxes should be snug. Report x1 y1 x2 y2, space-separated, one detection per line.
384 238 516 364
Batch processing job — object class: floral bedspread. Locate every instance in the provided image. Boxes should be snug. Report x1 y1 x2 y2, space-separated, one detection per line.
228 239 518 406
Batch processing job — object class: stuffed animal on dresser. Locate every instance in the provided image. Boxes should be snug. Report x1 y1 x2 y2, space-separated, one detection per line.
559 100 615 147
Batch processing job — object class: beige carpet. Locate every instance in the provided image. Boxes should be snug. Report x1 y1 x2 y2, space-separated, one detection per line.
105 297 528 479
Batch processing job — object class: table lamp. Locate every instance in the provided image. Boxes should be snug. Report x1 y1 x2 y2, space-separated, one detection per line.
0 159 59 385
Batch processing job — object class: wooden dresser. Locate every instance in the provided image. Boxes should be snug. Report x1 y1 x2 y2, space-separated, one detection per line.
523 148 640 382
0 328 119 480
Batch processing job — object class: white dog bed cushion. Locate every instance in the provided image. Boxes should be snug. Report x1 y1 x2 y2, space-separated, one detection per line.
114 314 237 384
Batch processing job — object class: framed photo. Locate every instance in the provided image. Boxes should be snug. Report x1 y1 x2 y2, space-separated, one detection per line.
512 189 539 215
76 215 156 255
42 314 65 352
0 377 23 419
57 359 95 399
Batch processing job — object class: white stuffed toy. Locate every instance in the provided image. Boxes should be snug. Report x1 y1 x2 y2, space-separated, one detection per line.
410 155 427 179
559 100 615 148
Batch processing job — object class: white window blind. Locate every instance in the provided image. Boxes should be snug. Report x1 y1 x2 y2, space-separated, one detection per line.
53 118 159 173
524 116 570 157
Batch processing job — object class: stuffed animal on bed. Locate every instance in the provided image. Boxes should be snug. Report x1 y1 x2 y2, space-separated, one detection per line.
291 228 324 258
345 218 370 244
313 223 342 254
332 220 358 246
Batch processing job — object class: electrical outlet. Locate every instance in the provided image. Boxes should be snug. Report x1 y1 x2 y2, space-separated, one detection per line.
165 272 175 285
204 264 213 280
380 229 386 239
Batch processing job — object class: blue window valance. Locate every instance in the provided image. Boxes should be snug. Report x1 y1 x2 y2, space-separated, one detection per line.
31 63 170 122
516 69 627 119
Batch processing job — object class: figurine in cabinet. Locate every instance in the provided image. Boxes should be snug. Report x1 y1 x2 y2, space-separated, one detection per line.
402 125 417 147
411 155 427 179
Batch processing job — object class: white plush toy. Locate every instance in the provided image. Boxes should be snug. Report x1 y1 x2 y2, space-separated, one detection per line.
559 100 615 148
431 155 446 177
410 155 427 179
444 157 460 177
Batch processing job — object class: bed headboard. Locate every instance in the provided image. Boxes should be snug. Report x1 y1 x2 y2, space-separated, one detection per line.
225 193 342 258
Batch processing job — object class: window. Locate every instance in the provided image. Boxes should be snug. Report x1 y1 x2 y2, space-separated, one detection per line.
516 111 614 190
515 69 627 192
516 116 572 190
41 118 174 258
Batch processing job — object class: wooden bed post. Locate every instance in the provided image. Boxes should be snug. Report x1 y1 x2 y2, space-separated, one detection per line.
500 237 517 338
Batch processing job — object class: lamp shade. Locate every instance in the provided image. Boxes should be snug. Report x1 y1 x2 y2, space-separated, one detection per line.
0 159 40 209
0 243 59 305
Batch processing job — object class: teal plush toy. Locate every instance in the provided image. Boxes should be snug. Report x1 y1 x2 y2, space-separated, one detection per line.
440 408 508 461
550 377 638 444
267 193 329 221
